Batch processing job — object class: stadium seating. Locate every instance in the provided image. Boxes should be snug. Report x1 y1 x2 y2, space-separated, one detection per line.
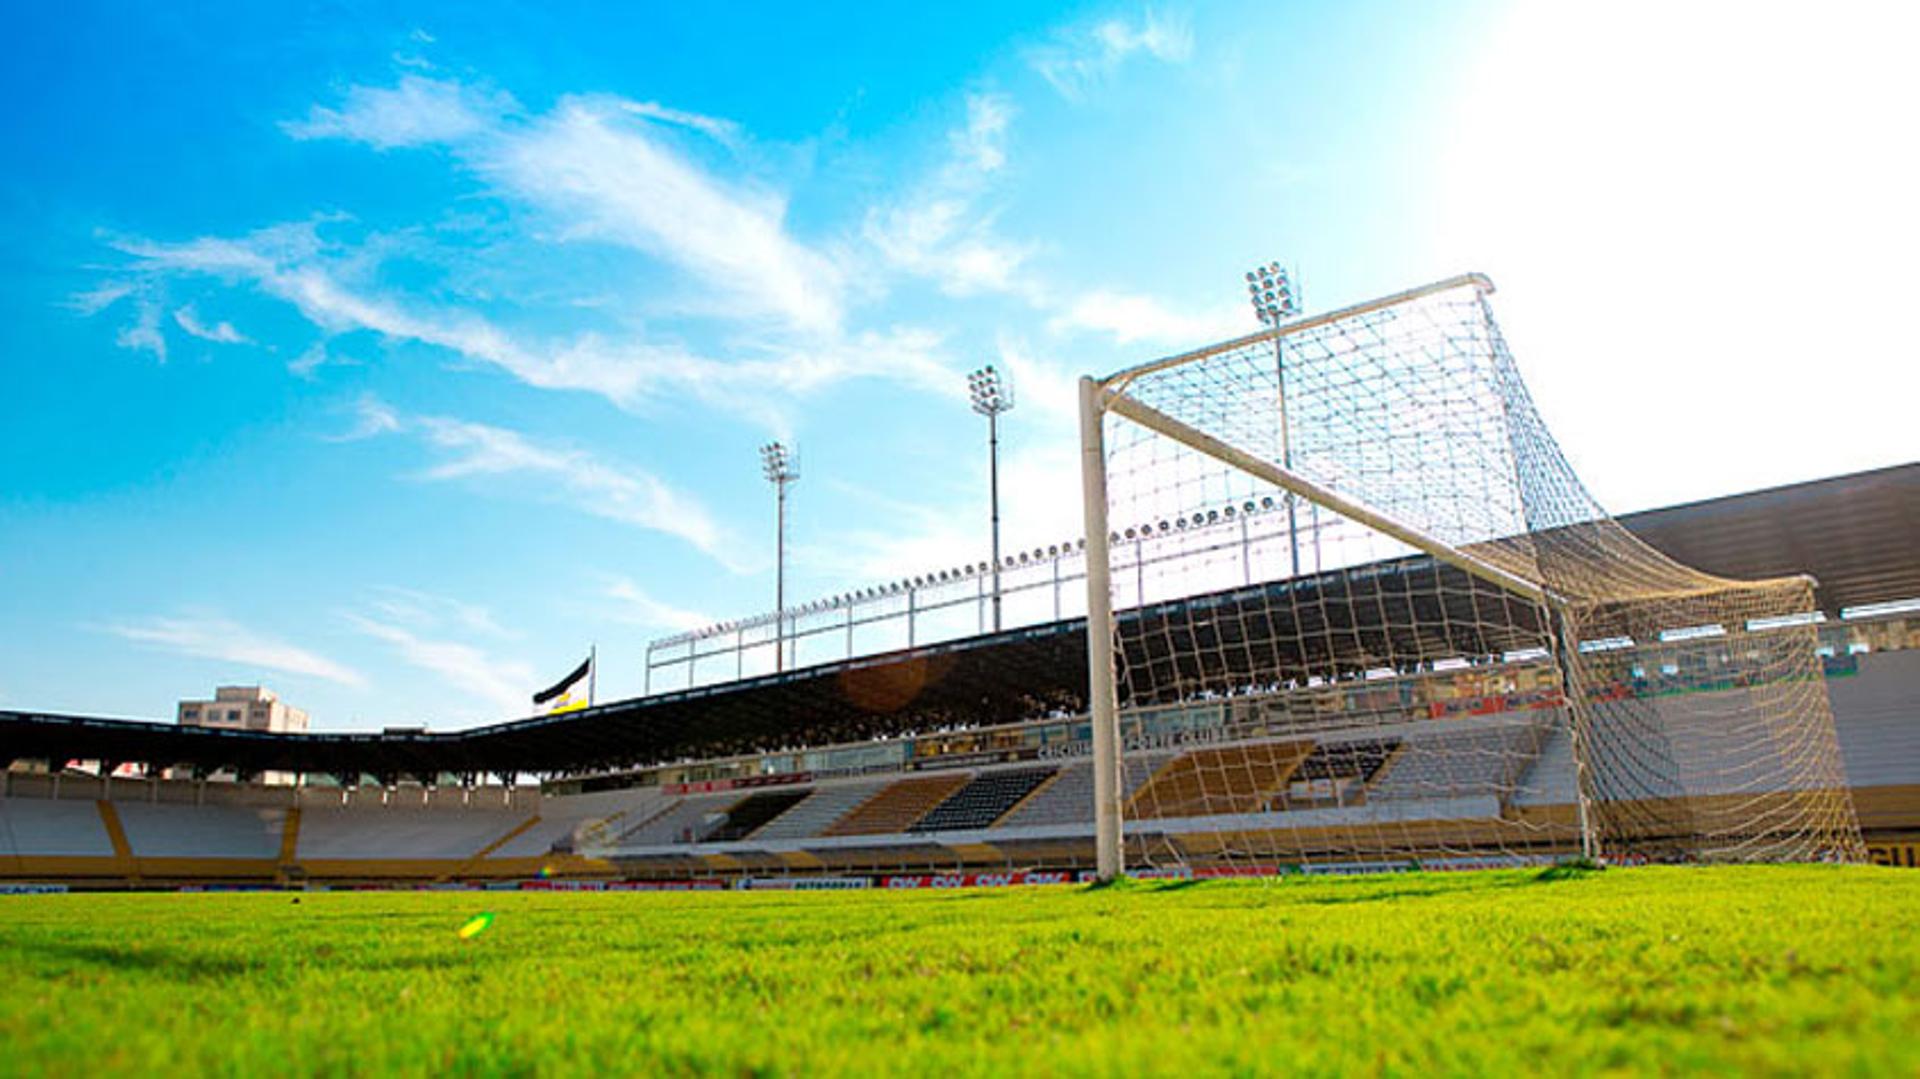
909 767 1056 832
1369 721 1549 804
296 805 533 860
823 774 970 836
1128 741 1313 819
707 789 812 841
615 794 744 846
489 787 669 859
1829 651 1920 830
0 798 117 857
749 780 891 841
996 755 1167 828
114 802 284 859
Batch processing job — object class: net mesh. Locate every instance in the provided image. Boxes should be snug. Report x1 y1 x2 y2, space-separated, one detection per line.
1096 277 1862 870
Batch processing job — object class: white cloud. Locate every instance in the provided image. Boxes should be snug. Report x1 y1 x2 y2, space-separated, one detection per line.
605 578 713 633
864 93 1035 298
950 92 1011 175
287 342 328 378
111 219 950 429
329 394 403 441
406 412 737 565
366 586 513 640
114 299 167 362
344 613 531 718
289 76 843 330
620 100 742 146
282 75 505 149
1030 9 1194 101
173 304 250 344
485 95 843 331
68 282 134 315
1047 289 1240 346
994 334 1080 425
101 614 366 688
864 198 1035 298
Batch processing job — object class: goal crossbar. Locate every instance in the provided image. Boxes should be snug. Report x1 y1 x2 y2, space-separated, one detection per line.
1103 272 1496 395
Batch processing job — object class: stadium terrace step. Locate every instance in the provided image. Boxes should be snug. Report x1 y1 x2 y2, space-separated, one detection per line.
1370 720 1550 804
822 774 970 837
619 795 746 846
996 755 1166 828
1127 742 1314 820
706 789 812 842
750 781 890 841
908 768 1057 833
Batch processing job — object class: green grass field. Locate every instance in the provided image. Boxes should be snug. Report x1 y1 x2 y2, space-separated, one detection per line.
0 866 1914 1075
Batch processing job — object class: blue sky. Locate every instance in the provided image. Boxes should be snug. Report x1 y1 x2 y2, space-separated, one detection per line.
2 2 1914 730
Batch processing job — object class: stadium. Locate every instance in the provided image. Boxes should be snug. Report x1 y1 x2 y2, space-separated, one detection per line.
5 277 1915 889
5 273 1916 1074
7 6 1919 1068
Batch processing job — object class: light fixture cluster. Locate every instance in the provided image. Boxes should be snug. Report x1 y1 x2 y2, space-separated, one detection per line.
1246 262 1298 326
759 441 797 484
967 364 1015 416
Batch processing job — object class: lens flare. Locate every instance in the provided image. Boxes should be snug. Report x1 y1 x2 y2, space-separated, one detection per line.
457 912 495 940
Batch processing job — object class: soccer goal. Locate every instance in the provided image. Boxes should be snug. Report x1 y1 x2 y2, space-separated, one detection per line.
1077 273 1862 879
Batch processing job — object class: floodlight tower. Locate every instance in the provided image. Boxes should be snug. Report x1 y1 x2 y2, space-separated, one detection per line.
1246 262 1303 579
968 364 1015 632
760 441 798 672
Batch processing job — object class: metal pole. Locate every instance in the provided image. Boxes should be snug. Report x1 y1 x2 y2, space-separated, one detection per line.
775 480 787 672
1549 606 1602 862
1080 377 1124 882
1274 333 1301 580
588 644 597 706
989 409 1003 632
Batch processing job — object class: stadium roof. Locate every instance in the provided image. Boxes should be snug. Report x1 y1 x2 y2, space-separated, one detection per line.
4 462 1914 782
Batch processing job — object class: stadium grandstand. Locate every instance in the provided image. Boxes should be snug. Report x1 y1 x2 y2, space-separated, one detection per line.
3 461 1916 887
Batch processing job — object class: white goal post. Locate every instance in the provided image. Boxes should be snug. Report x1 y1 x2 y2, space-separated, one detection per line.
1078 273 1861 880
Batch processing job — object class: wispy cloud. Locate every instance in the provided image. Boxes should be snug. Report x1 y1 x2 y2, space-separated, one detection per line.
286 77 841 331
485 94 843 331
115 299 168 361
366 585 514 640
605 577 713 633
68 282 134 315
343 613 531 718
101 217 952 431
100 614 366 687
621 100 742 146
949 91 1012 176
282 75 508 149
336 396 739 566
173 304 250 344
1030 9 1195 102
1047 289 1240 346
330 393 403 441
864 92 1036 299
414 413 734 562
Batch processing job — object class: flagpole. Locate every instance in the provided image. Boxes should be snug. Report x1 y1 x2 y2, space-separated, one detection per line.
588 644 597 707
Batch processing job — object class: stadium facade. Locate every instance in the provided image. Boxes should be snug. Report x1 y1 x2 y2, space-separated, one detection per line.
2 462 1916 886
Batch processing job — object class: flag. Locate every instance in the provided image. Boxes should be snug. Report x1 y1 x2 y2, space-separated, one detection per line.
533 654 593 715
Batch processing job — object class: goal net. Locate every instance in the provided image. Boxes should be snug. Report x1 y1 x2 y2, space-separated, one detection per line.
1079 274 1862 875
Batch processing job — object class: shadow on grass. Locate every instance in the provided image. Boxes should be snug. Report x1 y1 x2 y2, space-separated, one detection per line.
16 939 488 982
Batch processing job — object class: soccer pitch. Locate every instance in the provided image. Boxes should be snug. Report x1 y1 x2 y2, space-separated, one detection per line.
0 867 1913 1075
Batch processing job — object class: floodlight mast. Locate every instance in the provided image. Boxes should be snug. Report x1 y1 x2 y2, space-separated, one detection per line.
969 365 1015 632
760 441 798 672
1246 262 1303 579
